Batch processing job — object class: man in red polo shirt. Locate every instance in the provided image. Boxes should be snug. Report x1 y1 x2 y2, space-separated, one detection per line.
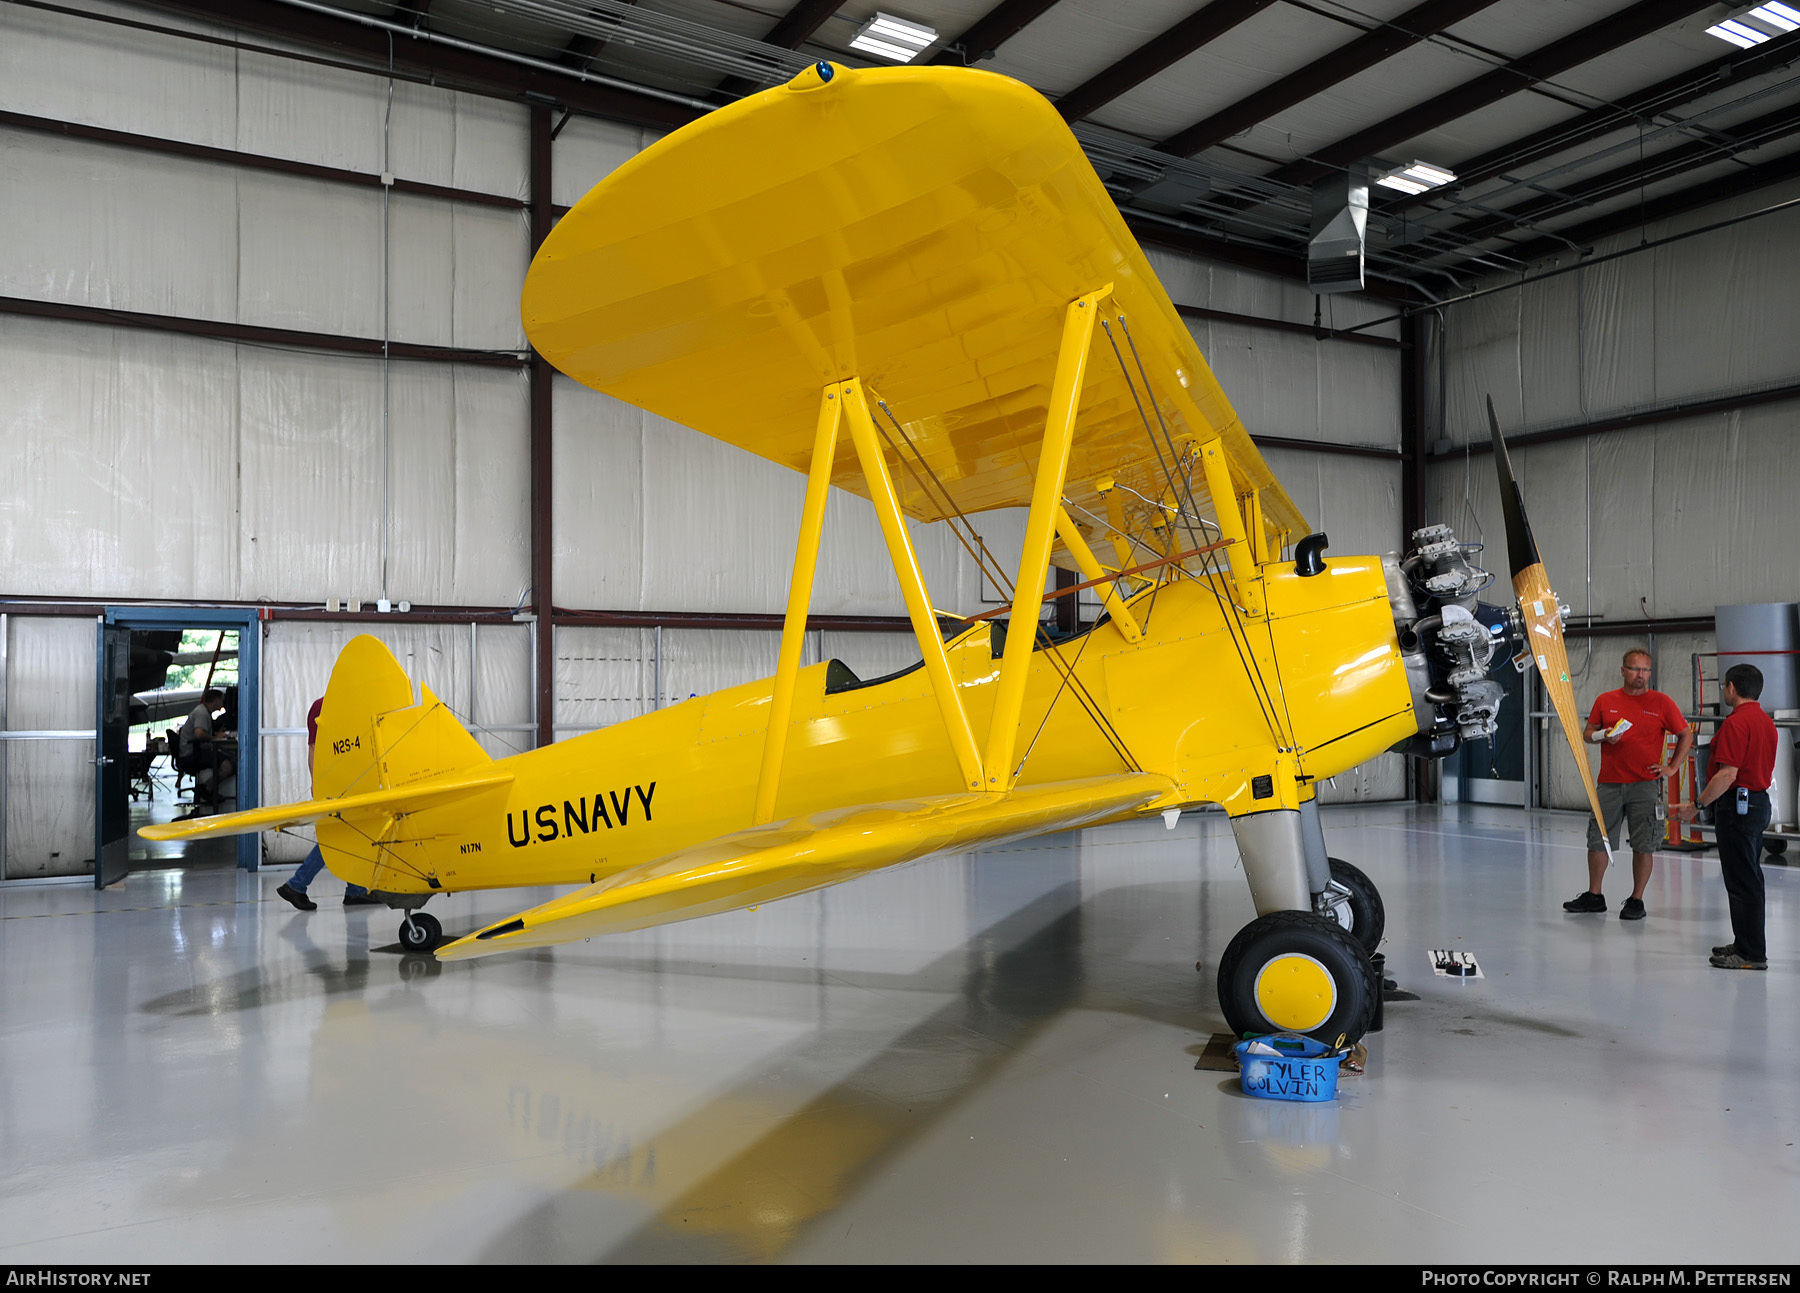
1677 663 1778 969
1563 649 1692 920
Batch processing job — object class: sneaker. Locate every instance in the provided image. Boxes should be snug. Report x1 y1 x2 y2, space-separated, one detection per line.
1619 897 1646 921
1713 943 1737 957
1562 890 1606 913
1709 952 1767 970
276 883 316 912
343 892 381 907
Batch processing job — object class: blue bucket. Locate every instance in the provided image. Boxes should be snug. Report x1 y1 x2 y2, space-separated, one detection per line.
1232 1034 1347 1103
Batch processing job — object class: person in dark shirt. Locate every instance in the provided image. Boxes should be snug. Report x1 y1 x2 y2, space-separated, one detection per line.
178 688 231 808
1564 648 1692 920
1676 663 1779 969
276 697 375 911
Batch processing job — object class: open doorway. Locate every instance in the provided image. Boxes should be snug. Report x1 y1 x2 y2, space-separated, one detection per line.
128 628 241 871
96 608 260 887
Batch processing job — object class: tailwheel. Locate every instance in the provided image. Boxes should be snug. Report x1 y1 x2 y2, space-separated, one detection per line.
1317 856 1385 953
399 911 442 952
1216 910 1378 1044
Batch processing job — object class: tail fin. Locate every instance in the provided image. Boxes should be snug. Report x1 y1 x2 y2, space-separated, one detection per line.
313 635 490 800
141 637 504 847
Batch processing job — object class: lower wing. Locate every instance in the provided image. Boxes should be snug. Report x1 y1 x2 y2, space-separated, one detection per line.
436 772 1174 961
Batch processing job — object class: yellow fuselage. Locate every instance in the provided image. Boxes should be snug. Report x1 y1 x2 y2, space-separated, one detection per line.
324 556 1415 897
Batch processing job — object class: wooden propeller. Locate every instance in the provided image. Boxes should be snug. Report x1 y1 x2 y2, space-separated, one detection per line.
1487 396 1607 836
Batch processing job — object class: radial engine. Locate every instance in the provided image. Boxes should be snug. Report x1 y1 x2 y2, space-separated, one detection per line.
1385 523 1544 759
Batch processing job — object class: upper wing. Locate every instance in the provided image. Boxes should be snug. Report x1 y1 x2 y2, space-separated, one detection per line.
436 772 1174 961
137 769 514 842
523 63 1304 553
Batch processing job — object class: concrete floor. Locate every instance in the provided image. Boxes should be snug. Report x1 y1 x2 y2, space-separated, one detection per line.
0 803 1794 1264
129 790 238 871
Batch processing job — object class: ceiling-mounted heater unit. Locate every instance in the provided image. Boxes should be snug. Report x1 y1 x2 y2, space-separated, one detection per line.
1308 164 1368 295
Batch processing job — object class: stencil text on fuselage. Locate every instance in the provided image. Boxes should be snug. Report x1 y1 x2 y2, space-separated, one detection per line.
507 783 656 847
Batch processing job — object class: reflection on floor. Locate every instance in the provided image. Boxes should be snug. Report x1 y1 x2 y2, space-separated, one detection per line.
0 803 1794 1263
129 786 238 870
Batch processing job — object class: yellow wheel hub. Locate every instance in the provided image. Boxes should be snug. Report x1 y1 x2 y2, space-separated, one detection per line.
1253 953 1337 1032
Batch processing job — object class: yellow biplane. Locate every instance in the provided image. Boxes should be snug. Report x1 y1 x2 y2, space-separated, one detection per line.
144 61 1601 1045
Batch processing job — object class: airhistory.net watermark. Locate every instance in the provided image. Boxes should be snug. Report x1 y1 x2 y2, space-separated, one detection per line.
5 1275 150 1287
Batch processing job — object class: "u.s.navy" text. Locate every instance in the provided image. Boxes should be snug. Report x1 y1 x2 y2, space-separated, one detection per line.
507 783 656 847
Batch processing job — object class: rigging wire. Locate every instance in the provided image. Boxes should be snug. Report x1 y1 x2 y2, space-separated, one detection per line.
871 393 1140 772
1059 496 1168 569
312 811 434 885
1097 321 1204 556
1013 615 1134 780
1101 315 1287 745
1096 317 1185 632
873 398 1018 601
278 663 540 887
1119 314 1299 750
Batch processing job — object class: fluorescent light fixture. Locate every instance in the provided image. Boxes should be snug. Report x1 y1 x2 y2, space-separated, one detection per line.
849 34 919 60
1705 3 1800 46
1374 160 1457 196
849 12 937 63
1707 17 1771 44
1751 1 1800 30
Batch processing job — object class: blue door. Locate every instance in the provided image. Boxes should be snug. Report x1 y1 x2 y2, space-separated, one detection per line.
99 608 262 870
94 624 133 889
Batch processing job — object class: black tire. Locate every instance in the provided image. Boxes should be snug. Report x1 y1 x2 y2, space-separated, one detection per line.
399 911 442 952
1323 856 1385 952
1216 910 1378 1045
1763 838 1787 857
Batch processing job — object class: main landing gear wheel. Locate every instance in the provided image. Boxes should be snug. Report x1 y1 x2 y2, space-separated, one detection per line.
1320 856 1385 953
1216 910 1379 1045
399 911 442 952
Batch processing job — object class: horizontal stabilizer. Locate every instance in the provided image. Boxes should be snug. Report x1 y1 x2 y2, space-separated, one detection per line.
136 769 514 843
437 773 1174 961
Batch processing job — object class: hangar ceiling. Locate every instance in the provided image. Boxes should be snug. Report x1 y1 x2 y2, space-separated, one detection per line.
125 0 1800 299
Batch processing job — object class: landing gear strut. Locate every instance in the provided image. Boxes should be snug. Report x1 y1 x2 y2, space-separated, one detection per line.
399 911 442 952
1222 805 1386 1043
1316 856 1385 953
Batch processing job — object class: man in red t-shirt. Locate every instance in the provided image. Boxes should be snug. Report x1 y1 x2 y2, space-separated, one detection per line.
1562 649 1692 920
1676 663 1778 969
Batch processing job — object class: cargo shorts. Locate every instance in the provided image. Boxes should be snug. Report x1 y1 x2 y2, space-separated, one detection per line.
1587 779 1662 854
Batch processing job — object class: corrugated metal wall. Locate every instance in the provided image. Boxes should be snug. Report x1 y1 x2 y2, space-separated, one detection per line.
1 618 97 877
1425 176 1800 809
0 4 1409 875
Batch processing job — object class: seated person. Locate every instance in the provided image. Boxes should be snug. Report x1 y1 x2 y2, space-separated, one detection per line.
177 689 233 807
